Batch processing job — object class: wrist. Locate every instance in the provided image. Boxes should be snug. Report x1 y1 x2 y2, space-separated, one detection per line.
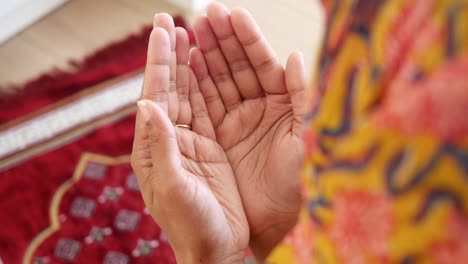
249 237 276 263
175 248 245 264
249 218 298 262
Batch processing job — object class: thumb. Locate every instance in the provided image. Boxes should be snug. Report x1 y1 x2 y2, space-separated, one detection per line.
137 99 182 179
285 51 307 138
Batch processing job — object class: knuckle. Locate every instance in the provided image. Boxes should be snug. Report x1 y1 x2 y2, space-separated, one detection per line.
229 57 251 73
147 132 162 148
168 80 177 92
203 91 221 104
144 90 168 102
211 70 232 84
176 84 189 98
130 148 152 170
192 107 209 118
216 32 233 42
130 153 138 170
242 32 262 47
178 93 189 101
254 56 278 73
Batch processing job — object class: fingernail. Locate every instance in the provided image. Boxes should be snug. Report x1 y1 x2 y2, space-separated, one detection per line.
297 51 304 65
298 50 304 58
153 14 160 27
137 100 151 123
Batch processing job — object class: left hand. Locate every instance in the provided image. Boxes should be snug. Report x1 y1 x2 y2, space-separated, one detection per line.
131 14 249 264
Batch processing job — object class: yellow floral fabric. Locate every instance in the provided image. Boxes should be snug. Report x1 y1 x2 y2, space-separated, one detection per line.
268 0 468 263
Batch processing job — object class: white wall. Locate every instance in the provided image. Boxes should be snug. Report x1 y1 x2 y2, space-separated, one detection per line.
0 0 68 44
165 0 212 13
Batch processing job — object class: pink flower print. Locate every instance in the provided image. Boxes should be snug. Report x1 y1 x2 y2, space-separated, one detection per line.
431 211 468 264
329 191 394 264
285 218 316 264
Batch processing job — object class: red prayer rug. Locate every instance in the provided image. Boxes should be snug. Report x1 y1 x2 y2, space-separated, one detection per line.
0 82 165 264
0 16 192 125
0 17 212 264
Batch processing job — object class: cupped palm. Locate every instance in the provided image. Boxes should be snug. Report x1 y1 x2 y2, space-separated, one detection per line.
131 14 250 263
190 3 306 255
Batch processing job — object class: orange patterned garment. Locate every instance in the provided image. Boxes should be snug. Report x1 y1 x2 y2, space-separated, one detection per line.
268 0 468 263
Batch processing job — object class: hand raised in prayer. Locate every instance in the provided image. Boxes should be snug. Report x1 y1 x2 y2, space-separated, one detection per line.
131 14 249 264
189 3 306 260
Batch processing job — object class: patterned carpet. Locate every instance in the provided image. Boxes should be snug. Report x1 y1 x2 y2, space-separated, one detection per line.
0 18 197 264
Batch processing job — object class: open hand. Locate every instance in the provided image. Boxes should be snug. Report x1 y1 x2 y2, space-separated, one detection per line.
189 3 306 259
131 14 249 264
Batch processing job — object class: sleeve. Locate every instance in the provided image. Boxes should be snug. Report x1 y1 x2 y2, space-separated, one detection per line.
268 0 468 263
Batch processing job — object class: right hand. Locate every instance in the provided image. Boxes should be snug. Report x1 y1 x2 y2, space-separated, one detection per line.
189 2 307 260
131 14 249 264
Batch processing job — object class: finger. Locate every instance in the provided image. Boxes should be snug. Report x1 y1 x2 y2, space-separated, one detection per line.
206 2 263 99
131 104 152 205
154 13 179 123
137 100 181 182
189 47 226 128
175 27 191 125
188 68 216 140
142 27 171 113
285 52 307 138
231 8 286 94
193 16 242 110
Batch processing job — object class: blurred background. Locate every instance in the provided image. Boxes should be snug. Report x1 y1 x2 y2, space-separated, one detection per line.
0 1 324 262
0 0 324 89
